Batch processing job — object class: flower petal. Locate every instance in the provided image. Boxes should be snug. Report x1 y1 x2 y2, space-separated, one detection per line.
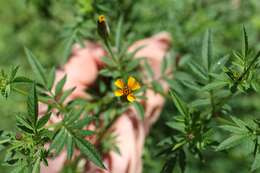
127 76 140 91
127 94 136 102
114 79 125 89
114 89 124 97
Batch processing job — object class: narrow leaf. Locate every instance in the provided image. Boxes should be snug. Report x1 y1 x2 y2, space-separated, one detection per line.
25 48 47 85
27 83 38 128
216 135 248 151
133 102 144 119
251 152 260 171
75 137 105 169
170 90 188 116
202 29 212 71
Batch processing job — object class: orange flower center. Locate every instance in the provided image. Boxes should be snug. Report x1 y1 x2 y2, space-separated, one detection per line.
123 87 131 95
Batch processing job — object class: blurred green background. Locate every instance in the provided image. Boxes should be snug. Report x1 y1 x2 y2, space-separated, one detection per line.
1 0 260 172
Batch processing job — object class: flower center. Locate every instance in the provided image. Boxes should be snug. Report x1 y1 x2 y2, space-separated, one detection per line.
123 87 131 95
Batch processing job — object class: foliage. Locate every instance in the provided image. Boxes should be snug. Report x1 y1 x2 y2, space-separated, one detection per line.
1 0 260 173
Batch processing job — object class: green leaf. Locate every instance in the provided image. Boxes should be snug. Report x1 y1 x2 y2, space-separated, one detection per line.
126 59 140 72
152 81 164 94
133 102 144 119
9 66 19 81
78 130 95 137
66 134 74 160
251 153 260 171
160 156 176 173
27 83 38 128
115 15 123 52
32 157 41 173
50 128 67 154
144 60 154 79
16 114 34 132
170 90 188 116
59 87 76 103
101 56 116 67
201 81 228 91
66 107 85 124
12 77 32 83
75 137 105 169
230 116 248 130
160 55 168 74
55 75 67 95
47 67 56 91
188 62 208 81
242 25 249 58
37 112 51 129
63 31 76 64
216 135 248 151
219 125 248 134
190 98 210 108
25 48 47 85
72 116 95 129
178 149 186 173
166 121 185 133
202 29 212 71
212 55 229 72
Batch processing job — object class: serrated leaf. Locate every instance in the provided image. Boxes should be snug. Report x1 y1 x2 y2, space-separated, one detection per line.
166 121 185 133
47 67 56 90
212 55 229 72
9 66 19 81
190 98 210 108
66 134 74 160
144 60 154 79
242 25 248 58
79 130 95 137
152 81 164 94
16 114 34 132
126 59 140 72
101 56 116 67
201 81 228 91
27 83 38 128
115 15 123 52
12 77 33 83
32 157 40 173
188 62 208 81
230 116 248 130
66 107 85 124
219 125 247 134
59 87 76 103
160 156 176 173
178 149 186 173
216 135 248 151
50 128 67 154
55 75 67 96
251 152 260 171
25 48 47 85
75 137 105 169
133 102 144 119
202 29 212 71
179 80 200 91
37 112 51 129
161 56 168 74
72 116 95 129
170 90 188 116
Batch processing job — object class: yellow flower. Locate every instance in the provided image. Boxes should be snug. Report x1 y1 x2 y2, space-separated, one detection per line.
114 76 141 102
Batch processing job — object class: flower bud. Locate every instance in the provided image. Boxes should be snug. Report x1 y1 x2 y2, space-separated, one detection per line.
97 15 110 41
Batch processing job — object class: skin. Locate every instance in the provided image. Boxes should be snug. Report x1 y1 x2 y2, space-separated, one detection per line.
41 32 172 173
